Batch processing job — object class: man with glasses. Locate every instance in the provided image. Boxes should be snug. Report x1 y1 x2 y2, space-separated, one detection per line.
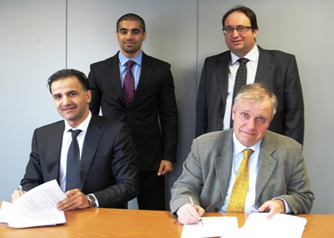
196 5 304 145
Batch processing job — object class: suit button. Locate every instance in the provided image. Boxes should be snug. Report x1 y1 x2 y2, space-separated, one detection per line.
214 208 219 212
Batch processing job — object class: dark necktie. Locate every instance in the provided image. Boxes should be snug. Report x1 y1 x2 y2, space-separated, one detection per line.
66 129 82 191
230 58 249 127
123 60 135 107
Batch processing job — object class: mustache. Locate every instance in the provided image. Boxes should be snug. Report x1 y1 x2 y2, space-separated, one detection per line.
61 104 77 110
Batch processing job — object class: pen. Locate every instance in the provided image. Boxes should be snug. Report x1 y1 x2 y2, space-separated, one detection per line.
18 185 24 196
189 195 204 225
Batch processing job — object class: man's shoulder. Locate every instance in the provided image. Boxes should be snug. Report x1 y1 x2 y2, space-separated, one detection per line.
90 53 118 68
204 51 230 61
259 46 296 60
90 114 127 131
33 120 64 136
264 130 302 148
142 52 171 68
195 130 233 147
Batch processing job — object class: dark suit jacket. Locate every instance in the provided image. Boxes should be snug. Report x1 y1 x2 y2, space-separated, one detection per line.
170 130 314 215
196 46 304 144
88 52 178 171
21 114 140 208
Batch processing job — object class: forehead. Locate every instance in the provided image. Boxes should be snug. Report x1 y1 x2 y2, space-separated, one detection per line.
118 20 143 31
225 11 251 26
235 97 272 117
51 76 82 93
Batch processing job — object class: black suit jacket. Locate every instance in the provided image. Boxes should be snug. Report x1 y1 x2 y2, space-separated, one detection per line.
21 114 140 208
88 52 178 171
196 46 304 144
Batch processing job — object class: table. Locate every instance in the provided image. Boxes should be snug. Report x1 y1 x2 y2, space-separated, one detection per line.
1 202 334 237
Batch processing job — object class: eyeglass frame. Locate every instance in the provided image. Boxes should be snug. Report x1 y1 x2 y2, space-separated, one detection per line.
222 25 252 35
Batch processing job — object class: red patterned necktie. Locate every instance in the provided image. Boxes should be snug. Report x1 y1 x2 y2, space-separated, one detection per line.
123 60 135 107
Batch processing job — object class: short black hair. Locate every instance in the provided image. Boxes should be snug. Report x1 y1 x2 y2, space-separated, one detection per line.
222 5 259 31
47 69 89 94
116 13 146 32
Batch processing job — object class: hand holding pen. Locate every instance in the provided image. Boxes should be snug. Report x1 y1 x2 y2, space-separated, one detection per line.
189 196 204 225
11 185 25 203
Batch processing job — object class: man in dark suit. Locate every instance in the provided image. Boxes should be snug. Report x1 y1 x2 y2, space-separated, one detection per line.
88 13 178 210
196 6 304 144
11 69 140 211
171 83 313 225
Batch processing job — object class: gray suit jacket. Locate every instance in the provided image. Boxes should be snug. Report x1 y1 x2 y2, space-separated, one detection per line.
21 114 140 208
170 130 314 215
196 46 304 144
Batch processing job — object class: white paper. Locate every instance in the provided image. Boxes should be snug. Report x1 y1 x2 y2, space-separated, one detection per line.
232 213 307 238
181 217 239 238
0 180 67 228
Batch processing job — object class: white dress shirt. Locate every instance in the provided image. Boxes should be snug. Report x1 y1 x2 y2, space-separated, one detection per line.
223 45 259 130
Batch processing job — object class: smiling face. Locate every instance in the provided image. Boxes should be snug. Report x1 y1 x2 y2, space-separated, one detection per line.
116 20 146 59
224 11 258 57
232 95 273 147
51 76 91 128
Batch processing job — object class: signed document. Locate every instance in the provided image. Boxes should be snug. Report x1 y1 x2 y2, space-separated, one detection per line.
0 180 67 228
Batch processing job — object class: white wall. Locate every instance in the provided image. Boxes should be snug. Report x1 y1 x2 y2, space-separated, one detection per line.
1 0 333 214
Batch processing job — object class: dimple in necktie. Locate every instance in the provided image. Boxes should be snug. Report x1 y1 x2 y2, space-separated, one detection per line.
123 60 136 107
230 58 249 128
226 149 254 213
66 129 82 191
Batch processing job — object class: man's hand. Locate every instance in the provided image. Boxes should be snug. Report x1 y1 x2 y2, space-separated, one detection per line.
157 160 173 176
178 203 205 225
57 189 90 211
258 199 285 220
11 190 26 203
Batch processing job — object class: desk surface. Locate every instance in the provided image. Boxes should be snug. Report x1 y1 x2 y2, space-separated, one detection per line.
1 202 333 237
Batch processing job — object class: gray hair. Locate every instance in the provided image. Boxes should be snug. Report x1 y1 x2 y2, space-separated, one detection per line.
234 83 278 117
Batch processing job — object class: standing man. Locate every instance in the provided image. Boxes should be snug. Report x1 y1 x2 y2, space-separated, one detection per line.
88 13 178 210
11 69 140 210
171 83 313 224
196 5 304 144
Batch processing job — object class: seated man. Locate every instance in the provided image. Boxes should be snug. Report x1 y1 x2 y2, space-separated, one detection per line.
11 69 140 211
170 83 314 224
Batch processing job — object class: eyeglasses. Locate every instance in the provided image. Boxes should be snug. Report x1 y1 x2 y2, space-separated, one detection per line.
222 26 252 34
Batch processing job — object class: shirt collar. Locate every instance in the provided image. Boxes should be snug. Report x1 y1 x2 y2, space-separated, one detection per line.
64 111 92 133
118 50 143 67
232 131 262 155
231 44 259 65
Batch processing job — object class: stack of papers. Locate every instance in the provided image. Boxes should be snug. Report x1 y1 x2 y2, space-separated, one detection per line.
181 213 307 238
0 180 67 228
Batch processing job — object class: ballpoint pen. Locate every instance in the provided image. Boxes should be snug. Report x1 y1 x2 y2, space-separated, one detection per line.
18 185 24 196
189 195 204 225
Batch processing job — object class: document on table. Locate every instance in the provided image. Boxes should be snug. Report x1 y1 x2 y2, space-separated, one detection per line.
0 180 67 228
235 213 307 238
181 213 307 238
181 217 239 238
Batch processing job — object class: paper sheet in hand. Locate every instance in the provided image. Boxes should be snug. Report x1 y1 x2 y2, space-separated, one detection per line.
0 180 67 228
181 217 239 238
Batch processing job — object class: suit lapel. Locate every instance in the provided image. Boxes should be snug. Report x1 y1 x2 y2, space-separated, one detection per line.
215 130 234 204
132 52 153 105
79 115 104 190
107 53 126 106
255 47 276 85
45 122 64 182
255 133 277 203
216 53 230 108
